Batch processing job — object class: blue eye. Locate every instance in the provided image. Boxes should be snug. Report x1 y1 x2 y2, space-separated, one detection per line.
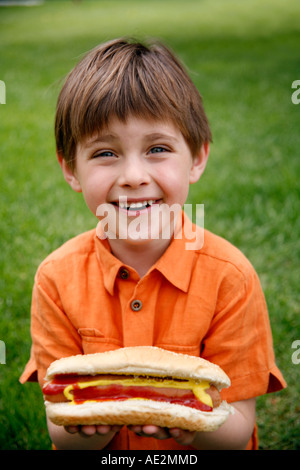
149 146 168 154
93 151 115 158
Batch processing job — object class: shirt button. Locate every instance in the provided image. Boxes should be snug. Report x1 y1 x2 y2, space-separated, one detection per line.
131 299 142 311
119 268 129 280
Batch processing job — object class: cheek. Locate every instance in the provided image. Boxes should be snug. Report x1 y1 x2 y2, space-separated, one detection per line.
80 175 110 215
160 167 191 204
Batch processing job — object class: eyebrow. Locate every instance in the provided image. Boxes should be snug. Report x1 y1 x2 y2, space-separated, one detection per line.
85 134 118 147
84 131 179 148
143 132 178 143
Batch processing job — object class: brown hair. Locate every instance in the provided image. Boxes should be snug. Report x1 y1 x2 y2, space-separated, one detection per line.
55 37 212 169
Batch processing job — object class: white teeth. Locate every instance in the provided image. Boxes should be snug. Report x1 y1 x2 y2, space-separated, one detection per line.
117 200 156 210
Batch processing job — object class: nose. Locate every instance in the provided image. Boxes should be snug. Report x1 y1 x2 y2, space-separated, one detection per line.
118 155 151 188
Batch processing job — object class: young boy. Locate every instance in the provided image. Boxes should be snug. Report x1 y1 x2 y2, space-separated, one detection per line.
20 38 286 450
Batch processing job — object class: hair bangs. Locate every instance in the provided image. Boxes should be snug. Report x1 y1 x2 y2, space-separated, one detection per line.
55 38 212 169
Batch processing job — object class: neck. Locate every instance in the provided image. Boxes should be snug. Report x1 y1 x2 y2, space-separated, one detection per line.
108 237 172 278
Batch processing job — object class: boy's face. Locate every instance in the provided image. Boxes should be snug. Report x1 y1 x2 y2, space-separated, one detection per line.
59 116 209 242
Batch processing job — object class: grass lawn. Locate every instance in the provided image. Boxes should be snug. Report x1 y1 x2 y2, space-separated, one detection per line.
0 0 299 450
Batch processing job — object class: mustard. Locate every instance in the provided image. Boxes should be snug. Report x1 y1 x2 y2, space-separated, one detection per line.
63 376 213 407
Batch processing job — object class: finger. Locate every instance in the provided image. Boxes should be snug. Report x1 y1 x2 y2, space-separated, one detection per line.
142 425 163 435
141 425 171 439
80 425 97 437
168 428 182 439
128 424 170 439
169 428 196 445
65 425 79 434
128 425 143 434
95 425 123 434
111 425 123 433
95 425 113 435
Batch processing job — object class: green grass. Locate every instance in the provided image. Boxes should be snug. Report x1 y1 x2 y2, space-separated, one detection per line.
0 0 299 450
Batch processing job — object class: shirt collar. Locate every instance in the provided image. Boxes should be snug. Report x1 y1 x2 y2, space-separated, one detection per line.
94 235 124 295
154 211 203 292
94 211 202 294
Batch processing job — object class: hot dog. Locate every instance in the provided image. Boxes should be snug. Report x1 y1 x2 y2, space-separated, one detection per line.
43 347 233 432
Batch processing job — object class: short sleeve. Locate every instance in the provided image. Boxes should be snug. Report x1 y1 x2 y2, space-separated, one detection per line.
201 264 286 402
19 265 83 388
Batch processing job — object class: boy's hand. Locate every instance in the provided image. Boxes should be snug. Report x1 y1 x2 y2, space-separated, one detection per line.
65 424 123 437
66 424 196 446
128 425 196 446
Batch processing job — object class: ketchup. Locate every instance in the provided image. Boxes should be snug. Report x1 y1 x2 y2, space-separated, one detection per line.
43 374 80 395
72 384 213 412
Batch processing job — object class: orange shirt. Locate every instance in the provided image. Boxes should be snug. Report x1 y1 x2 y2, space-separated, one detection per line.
20 212 286 450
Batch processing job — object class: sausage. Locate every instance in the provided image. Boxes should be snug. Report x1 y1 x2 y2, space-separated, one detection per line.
205 385 221 408
44 382 221 408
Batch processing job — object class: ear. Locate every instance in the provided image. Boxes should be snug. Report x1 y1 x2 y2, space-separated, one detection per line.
56 151 82 193
189 142 210 184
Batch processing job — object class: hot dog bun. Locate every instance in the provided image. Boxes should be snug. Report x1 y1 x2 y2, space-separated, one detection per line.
44 347 234 432
45 397 232 432
45 346 231 388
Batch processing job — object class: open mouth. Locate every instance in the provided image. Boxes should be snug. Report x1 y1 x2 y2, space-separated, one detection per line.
112 199 160 212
